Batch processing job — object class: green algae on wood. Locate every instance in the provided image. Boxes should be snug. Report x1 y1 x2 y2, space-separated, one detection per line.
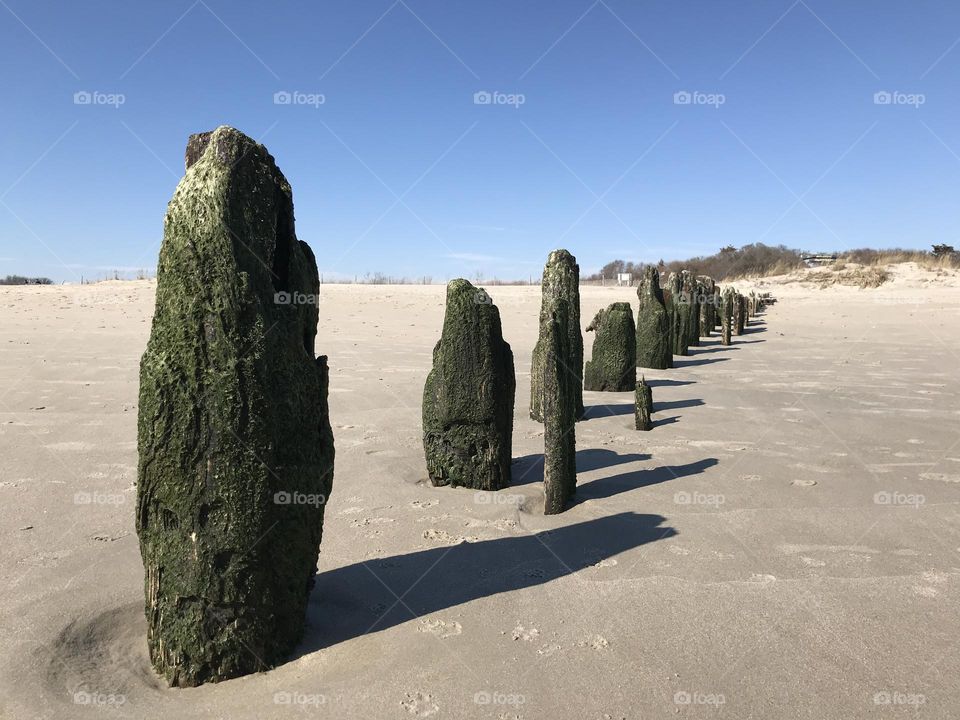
720 287 734 346
530 249 584 422
422 279 516 490
667 272 690 357
682 271 700 348
136 126 335 687
635 376 653 431
584 302 636 392
541 304 577 514
636 266 671 370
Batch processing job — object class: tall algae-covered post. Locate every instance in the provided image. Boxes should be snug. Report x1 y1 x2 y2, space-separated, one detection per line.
136 127 335 687
530 249 583 422
584 302 636 392
635 376 653 431
636 266 671 370
733 291 746 336
720 287 734 345
683 271 700 348
667 272 690 357
541 304 577 514
713 285 722 331
422 280 515 490
698 276 715 338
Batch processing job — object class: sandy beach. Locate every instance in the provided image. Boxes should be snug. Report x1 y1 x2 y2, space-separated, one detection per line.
2 266 959 719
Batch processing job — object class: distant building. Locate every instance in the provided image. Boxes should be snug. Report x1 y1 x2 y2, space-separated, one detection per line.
801 253 838 267
616 273 633 286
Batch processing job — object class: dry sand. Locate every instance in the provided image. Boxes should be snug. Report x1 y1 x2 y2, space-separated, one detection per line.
2 264 959 719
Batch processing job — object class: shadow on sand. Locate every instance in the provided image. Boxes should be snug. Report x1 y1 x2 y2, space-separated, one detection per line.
644 378 696 388
582 402 635 419
296 511 677 656
671 356 729 368
654 398 705 412
571 457 718 504
511 448 650 485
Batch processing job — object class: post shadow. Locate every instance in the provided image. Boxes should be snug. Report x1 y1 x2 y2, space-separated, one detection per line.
644 379 696 388
654 398 705 412
511 448 650 485
671 356 729 368
582 402 635 419
572 457 719 504
294 512 677 657
689 345 739 355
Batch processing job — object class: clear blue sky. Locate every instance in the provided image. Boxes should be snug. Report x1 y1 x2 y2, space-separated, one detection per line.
2 0 959 283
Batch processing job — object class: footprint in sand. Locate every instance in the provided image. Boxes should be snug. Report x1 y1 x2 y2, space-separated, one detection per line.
418 619 462 639
577 635 610 651
511 624 540 642
422 529 477 545
400 692 439 717
411 499 438 509
350 517 394 528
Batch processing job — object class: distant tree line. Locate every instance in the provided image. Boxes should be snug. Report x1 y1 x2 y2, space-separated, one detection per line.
586 243 804 282
0 275 53 285
588 242 960 282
